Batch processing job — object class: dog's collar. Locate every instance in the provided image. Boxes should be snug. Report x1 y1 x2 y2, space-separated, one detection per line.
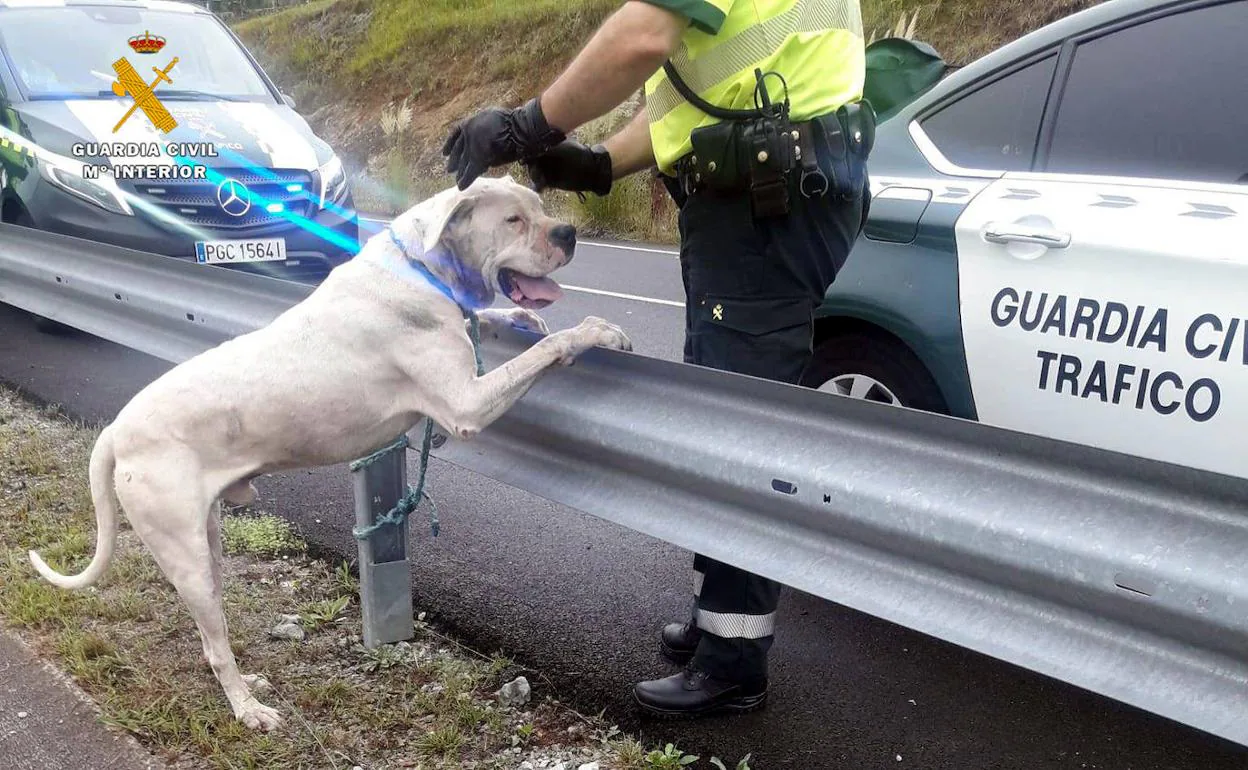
385 226 474 318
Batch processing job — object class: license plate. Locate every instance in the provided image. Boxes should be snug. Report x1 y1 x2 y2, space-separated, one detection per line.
194 238 287 264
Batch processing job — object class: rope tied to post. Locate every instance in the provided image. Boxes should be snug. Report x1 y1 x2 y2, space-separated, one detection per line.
351 228 486 541
349 419 438 539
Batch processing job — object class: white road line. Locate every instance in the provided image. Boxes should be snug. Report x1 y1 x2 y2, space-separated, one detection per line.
562 284 684 308
580 239 678 256
357 217 679 257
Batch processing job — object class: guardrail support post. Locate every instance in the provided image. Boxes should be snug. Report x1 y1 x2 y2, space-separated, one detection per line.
351 444 414 649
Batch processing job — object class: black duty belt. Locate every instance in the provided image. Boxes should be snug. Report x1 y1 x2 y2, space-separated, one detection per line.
670 100 876 217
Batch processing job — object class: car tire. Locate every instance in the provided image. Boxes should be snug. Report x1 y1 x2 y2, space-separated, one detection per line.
801 330 949 415
6 210 76 336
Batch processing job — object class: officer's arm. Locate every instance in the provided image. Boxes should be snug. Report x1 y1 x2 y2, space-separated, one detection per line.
602 110 656 178
539 1 686 132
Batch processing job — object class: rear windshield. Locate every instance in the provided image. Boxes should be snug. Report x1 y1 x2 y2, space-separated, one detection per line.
0 5 274 101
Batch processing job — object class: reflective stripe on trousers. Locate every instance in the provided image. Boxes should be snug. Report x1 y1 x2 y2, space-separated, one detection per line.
696 608 777 640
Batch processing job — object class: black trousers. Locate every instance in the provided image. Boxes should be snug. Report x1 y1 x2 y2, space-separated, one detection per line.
675 172 869 684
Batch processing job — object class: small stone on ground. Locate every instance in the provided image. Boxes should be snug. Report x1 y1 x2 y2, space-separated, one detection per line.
495 675 531 707
269 621 305 641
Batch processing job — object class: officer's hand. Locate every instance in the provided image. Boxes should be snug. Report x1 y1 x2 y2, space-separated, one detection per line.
524 140 613 197
442 97 566 190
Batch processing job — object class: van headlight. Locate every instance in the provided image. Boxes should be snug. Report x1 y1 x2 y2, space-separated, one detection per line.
38 156 133 216
318 154 347 209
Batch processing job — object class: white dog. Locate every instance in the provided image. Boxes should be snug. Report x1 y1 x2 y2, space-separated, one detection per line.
28 175 631 731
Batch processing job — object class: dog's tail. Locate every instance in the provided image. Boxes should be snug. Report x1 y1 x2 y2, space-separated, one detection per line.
29 426 119 589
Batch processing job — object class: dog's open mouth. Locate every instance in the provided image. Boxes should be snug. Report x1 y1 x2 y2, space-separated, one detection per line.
499 268 564 310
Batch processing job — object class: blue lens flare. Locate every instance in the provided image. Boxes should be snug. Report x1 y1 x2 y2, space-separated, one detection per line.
172 152 360 255
0 124 366 254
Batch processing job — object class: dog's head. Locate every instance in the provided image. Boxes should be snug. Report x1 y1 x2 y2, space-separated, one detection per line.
397 175 574 310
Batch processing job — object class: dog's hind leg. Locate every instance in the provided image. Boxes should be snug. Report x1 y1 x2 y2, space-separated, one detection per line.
203 501 226 669
204 501 268 692
119 476 282 731
206 500 225 601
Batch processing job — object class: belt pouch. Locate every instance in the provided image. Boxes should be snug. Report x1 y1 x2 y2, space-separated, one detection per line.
688 120 745 192
812 113 854 199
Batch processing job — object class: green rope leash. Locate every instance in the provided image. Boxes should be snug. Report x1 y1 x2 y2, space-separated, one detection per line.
469 312 483 377
351 312 483 541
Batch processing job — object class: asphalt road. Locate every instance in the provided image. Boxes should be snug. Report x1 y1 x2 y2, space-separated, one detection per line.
3 233 1248 770
0 628 165 769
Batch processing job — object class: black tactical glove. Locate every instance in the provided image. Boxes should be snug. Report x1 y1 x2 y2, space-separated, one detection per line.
524 140 614 197
442 97 566 190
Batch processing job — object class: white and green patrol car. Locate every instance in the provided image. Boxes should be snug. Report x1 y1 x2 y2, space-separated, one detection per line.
808 0 1247 481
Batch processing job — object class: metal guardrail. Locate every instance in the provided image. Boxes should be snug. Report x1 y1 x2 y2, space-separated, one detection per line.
0 223 310 362
3 223 1248 747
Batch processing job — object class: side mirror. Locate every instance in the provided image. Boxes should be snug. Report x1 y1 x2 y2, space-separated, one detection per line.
281 93 296 109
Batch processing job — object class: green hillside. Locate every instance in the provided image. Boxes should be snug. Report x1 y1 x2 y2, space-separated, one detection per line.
235 0 1103 240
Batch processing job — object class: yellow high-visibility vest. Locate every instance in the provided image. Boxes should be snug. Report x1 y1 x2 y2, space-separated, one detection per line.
642 0 866 175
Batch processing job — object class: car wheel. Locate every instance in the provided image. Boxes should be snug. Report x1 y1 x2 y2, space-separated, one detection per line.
6 210 77 336
801 330 949 414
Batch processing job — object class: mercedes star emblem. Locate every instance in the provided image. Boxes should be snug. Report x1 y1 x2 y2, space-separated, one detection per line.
216 178 251 217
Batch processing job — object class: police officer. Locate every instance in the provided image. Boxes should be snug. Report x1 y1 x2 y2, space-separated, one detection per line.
443 0 872 718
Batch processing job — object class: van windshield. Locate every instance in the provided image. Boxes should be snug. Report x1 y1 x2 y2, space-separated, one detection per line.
0 6 275 101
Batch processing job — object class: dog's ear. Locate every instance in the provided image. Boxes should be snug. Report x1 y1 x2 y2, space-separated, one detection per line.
419 190 477 254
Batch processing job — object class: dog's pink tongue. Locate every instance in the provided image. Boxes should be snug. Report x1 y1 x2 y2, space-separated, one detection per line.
509 274 564 309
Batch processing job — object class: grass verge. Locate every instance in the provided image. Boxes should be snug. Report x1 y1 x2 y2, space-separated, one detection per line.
0 386 751 769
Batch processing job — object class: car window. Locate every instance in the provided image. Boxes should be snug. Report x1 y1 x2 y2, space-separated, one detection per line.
0 6 273 101
918 55 1057 172
1046 1 1248 184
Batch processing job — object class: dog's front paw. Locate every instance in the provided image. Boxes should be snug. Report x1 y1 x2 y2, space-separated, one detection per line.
579 316 632 352
236 698 283 731
562 317 632 364
507 308 549 335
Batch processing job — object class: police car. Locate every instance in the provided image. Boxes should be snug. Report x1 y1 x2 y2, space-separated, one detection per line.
0 0 358 289
807 0 1247 481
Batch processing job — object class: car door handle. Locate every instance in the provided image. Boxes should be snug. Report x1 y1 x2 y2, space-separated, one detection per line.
982 223 1071 249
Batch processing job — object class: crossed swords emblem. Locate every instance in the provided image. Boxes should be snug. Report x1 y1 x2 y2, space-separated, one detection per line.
110 55 179 134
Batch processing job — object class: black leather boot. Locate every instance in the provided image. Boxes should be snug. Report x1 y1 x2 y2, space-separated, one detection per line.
633 664 768 718
660 620 701 664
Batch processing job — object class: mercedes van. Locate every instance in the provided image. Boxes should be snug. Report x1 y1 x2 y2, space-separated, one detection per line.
0 0 359 286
